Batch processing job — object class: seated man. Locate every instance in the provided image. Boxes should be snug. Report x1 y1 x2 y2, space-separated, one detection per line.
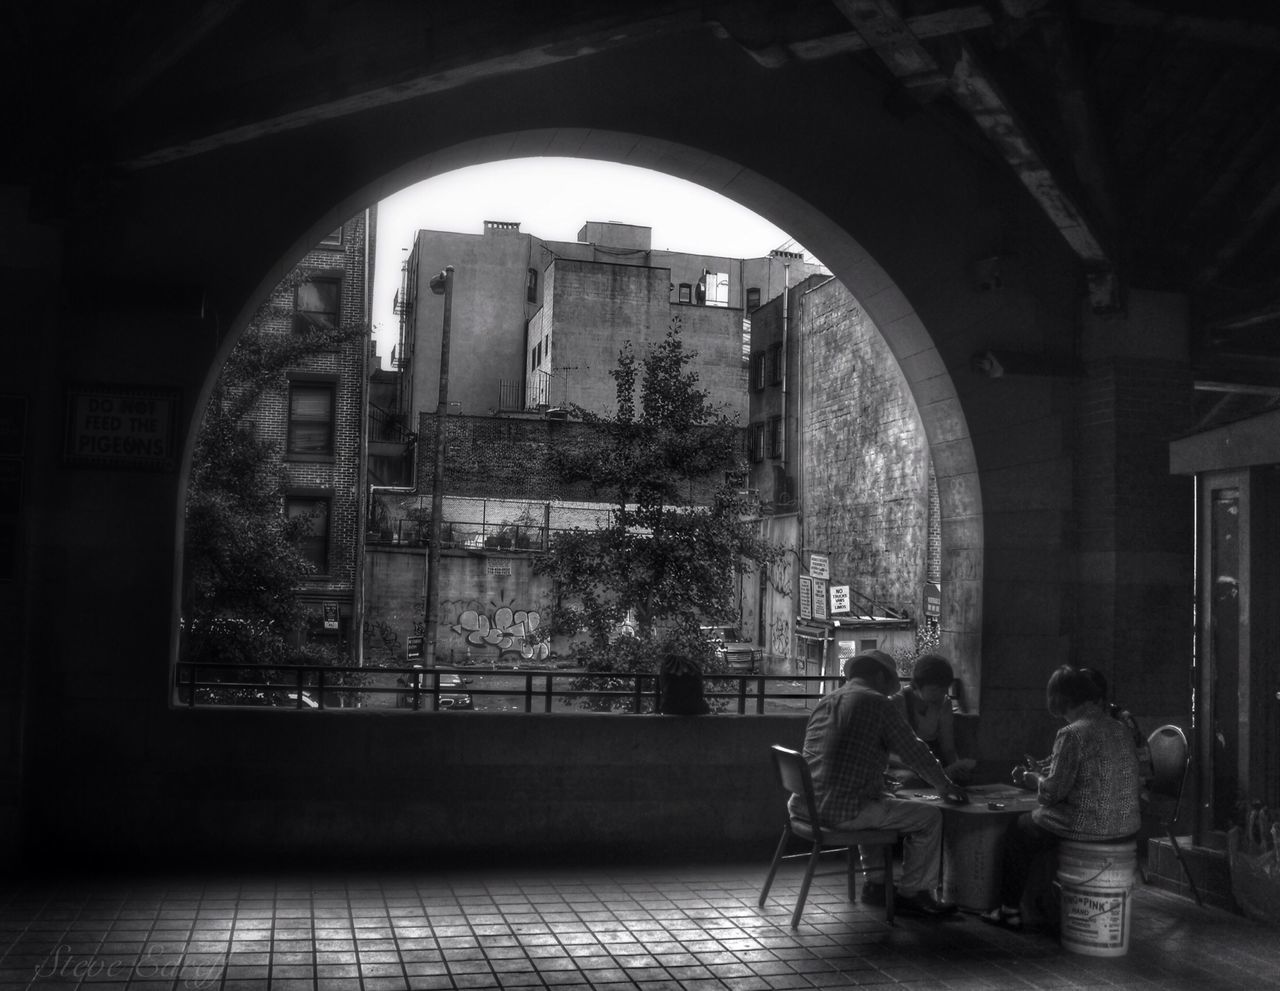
793 649 966 916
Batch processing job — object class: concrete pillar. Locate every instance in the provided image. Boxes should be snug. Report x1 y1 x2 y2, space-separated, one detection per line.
1075 289 1195 727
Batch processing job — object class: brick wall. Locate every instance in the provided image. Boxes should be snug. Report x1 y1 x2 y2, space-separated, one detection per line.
799 279 930 617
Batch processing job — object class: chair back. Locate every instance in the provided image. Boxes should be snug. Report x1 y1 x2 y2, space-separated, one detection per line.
1147 724 1189 801
770 745 820 822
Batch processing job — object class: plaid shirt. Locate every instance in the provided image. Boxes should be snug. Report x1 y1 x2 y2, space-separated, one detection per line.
791 681 949 825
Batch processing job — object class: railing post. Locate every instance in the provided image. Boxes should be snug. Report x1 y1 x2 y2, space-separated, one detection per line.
525 672 534 713
737 676 748 715
756 676 765 715
317 668 326 710
411 664 422 711
543 673 553 713
633 676 642 714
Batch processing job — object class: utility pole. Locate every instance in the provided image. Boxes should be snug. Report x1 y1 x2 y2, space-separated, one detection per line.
423 266 453 668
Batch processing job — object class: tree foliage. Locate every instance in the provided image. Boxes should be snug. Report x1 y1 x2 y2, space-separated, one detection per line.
181 285 365 667
535 320 777 679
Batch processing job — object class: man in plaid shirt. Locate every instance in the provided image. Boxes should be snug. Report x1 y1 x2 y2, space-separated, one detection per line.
792 650 967 916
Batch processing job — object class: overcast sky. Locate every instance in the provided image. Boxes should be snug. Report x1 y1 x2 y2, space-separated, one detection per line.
371 157 813 365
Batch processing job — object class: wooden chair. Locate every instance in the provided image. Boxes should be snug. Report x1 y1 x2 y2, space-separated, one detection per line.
758 744 899 927
1145 724 1202 905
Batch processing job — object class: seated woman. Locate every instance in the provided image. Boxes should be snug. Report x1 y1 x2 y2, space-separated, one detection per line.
888 653 977 785
981 664 1142 931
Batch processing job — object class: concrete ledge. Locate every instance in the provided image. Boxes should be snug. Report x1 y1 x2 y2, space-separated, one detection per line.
25 708 811 870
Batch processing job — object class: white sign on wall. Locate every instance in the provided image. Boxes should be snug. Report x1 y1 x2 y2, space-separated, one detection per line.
810 554 829 580
829 585 851 615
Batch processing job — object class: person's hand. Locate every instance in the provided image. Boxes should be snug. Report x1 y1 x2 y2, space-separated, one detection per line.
942 784 969 805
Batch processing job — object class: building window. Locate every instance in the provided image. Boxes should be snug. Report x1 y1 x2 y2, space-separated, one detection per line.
285 494 331 574
287 380 336 458
746 287 761 311
704 271 729 307
768 342 784 385
769 416 784 459
750 351 766 392
294 276 341 332
527 268 538 302
750 422 767 463
319 227 343 247
678 283 692 304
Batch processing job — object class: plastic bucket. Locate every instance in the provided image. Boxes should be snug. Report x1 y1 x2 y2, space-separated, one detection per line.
1056 839 1137 957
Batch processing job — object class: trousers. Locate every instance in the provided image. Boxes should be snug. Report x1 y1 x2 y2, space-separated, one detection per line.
839 796 943 893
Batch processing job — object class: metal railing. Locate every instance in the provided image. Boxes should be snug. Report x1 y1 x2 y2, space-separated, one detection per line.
174 662 853 715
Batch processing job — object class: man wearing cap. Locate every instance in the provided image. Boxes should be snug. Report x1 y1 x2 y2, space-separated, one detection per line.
790 649 966 916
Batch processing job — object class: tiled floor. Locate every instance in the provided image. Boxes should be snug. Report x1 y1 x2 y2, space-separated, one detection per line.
2 861 1277 991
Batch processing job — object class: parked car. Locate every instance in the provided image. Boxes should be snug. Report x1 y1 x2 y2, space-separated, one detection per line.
437 672 474 710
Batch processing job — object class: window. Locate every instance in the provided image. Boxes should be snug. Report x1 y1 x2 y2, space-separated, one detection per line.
287 380 335 458
769 415 784 459
746 287 761 311
286 494 331 574
769 342 784 385
531 347 538 371
294 276 340 332
750 351 766 392
319 227 343 247
678 283 692 304
527 267 538 303
704 271 729 306
750 422 766 463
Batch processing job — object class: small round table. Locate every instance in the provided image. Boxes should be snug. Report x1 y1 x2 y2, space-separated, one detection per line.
903 783 1040 911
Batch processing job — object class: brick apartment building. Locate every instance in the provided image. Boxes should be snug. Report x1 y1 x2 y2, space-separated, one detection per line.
204 210 375 653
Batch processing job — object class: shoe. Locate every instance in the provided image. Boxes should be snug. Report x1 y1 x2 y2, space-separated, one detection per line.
859 881 886 906
894 890 958 917
979 906 1024 931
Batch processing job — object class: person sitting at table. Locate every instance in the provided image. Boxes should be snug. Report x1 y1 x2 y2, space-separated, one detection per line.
797 649 968 917
887 653 978 786
980 664 1142 932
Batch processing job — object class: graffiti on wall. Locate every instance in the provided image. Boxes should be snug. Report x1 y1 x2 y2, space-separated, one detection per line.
449 599 550 662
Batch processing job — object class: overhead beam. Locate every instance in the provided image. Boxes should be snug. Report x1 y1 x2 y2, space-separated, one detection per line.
829 0 951 98
106 0 250 112
119 9 700 170
1076 0 1280 52
787 5 992 61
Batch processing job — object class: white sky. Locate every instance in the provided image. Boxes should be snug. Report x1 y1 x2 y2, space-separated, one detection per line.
371 157 811 365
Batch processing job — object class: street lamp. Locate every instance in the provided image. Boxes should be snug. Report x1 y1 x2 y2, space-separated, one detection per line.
423 266 453 669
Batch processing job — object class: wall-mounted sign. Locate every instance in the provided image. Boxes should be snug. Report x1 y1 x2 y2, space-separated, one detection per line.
809 553 829 580
65 385 180 472
798 575 813 620
406 635 425 661
813 579 828 620
486 561 513 576
0 396 27 457
829 584 851 615
925 581 941 618
322 601 340 631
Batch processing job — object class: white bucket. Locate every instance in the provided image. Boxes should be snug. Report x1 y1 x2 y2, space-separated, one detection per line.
1056 839 1137 957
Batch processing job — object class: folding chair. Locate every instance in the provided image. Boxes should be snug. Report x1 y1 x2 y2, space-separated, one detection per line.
758 744 899 927
1145 724 1202 906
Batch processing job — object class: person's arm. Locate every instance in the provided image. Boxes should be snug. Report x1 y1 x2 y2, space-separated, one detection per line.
936 700 960 767
883 700 951 792
1036 729 1078 806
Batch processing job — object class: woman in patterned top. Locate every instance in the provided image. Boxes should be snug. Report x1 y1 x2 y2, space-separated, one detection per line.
981 664 1142 932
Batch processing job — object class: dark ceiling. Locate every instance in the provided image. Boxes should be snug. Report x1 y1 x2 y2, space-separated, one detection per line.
5 0 1280 425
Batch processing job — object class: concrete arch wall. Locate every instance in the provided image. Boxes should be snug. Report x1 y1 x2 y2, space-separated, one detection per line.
12 24 1089 862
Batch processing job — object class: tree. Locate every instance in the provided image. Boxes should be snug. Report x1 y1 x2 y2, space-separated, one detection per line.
181 284 365 670
535 320 777 687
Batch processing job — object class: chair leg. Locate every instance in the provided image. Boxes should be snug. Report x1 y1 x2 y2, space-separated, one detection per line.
1167 827 1203 907
882 844 895 925
759 826 791 907
792 843 822 929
